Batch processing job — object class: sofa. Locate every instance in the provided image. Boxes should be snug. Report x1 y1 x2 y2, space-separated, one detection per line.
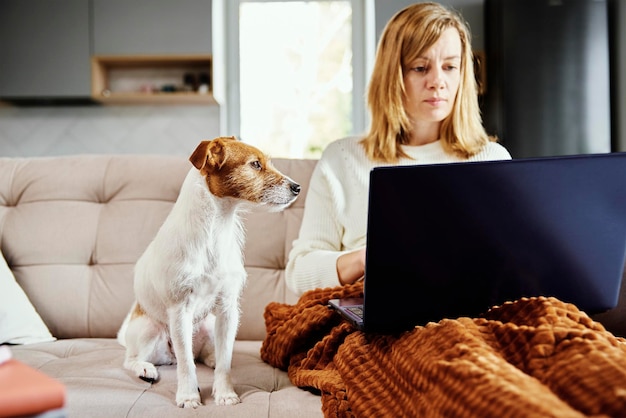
0 154 323 417
1 153 625 418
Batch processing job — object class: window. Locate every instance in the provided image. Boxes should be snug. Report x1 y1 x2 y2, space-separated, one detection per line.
215 0 372 159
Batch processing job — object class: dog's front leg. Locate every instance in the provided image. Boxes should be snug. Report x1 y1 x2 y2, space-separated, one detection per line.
168 305 202 408
212 300 241 405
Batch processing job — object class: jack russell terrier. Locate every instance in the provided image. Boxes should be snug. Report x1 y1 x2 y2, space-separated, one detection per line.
118 136 300 407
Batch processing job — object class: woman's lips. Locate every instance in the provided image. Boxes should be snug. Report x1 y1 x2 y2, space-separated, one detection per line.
424 97 446 105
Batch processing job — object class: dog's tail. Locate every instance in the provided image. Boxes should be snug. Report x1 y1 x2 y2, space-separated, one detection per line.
116 303 134 347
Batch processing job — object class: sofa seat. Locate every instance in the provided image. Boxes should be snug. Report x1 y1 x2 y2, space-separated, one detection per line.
0 154 322 417
11 339 322 418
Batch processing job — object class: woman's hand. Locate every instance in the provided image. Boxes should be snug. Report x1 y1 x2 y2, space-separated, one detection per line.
337 248 366 285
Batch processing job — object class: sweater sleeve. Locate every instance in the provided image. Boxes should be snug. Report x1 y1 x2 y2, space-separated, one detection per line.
285 153 351 295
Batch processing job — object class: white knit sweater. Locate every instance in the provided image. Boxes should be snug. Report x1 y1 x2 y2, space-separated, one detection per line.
285 136 512 295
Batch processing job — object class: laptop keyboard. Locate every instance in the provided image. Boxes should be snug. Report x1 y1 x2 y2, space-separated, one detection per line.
346 306 364 319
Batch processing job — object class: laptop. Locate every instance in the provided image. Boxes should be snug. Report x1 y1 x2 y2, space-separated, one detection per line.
329 153 626 333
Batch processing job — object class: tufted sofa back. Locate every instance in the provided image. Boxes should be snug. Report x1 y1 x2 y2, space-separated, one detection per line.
0 155 316 341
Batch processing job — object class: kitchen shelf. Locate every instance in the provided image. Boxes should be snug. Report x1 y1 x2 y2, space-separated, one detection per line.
91 55 215 105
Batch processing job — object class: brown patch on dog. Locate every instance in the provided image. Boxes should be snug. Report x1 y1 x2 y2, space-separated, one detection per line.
130 303 146 320
189 137 300 205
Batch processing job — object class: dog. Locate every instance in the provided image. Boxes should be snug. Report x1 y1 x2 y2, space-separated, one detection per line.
117 136 300 408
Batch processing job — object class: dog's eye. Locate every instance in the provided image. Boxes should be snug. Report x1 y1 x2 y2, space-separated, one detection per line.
250 160 262 171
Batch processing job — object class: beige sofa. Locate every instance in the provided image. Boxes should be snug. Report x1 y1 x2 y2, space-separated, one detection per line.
1 153 625 418
0 154 323 417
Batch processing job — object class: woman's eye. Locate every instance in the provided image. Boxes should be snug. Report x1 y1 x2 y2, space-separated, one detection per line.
250 161 262 170
412 66 427 73
444 65 458 71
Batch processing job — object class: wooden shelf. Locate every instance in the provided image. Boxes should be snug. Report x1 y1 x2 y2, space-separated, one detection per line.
91 55 215 105
95 91 217 105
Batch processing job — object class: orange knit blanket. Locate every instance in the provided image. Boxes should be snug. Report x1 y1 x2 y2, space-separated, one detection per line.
261 282 626 417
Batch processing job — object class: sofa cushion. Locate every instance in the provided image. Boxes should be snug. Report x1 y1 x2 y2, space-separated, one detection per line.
0 155 188 339
0 249 55 345
0 155 317 341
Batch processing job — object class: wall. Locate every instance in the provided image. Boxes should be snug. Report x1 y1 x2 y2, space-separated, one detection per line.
0 105 220 157
0 0 219 158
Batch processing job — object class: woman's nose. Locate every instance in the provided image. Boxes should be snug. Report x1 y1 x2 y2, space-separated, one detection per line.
427 68 445 89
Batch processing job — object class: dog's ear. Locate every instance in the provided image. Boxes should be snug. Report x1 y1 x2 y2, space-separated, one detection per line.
190 138 233 172
189 140 211 170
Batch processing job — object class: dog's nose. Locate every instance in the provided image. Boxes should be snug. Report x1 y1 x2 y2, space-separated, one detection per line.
290 182 301 196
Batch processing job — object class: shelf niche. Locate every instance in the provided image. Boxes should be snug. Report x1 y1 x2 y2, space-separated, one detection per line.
91 55 215 105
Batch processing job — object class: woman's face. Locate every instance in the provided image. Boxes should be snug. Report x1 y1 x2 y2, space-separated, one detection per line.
403 27 462 135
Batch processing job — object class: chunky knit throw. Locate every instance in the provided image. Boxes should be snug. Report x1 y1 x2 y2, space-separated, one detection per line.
261 282 626 417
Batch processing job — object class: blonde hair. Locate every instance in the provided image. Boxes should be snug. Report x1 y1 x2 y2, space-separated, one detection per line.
361 2 493 163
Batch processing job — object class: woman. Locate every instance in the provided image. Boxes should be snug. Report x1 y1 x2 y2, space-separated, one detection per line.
285 2 511 295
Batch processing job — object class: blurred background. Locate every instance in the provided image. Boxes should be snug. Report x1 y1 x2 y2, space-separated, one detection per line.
0 0 624 159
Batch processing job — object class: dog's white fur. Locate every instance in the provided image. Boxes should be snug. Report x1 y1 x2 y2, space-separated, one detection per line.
117 137 300 408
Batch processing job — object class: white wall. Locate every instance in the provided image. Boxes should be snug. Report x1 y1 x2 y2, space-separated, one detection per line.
0 105 220 157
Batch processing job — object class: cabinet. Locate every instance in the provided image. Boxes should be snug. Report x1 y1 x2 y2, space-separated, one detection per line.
0 0 91 98
92 0 212 55
91 0 214 104
0 0 213 103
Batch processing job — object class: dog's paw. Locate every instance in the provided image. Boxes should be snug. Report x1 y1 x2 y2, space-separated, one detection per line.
129 361 159 382
212 373 240 405
176 391 202 409
214 390 240 406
